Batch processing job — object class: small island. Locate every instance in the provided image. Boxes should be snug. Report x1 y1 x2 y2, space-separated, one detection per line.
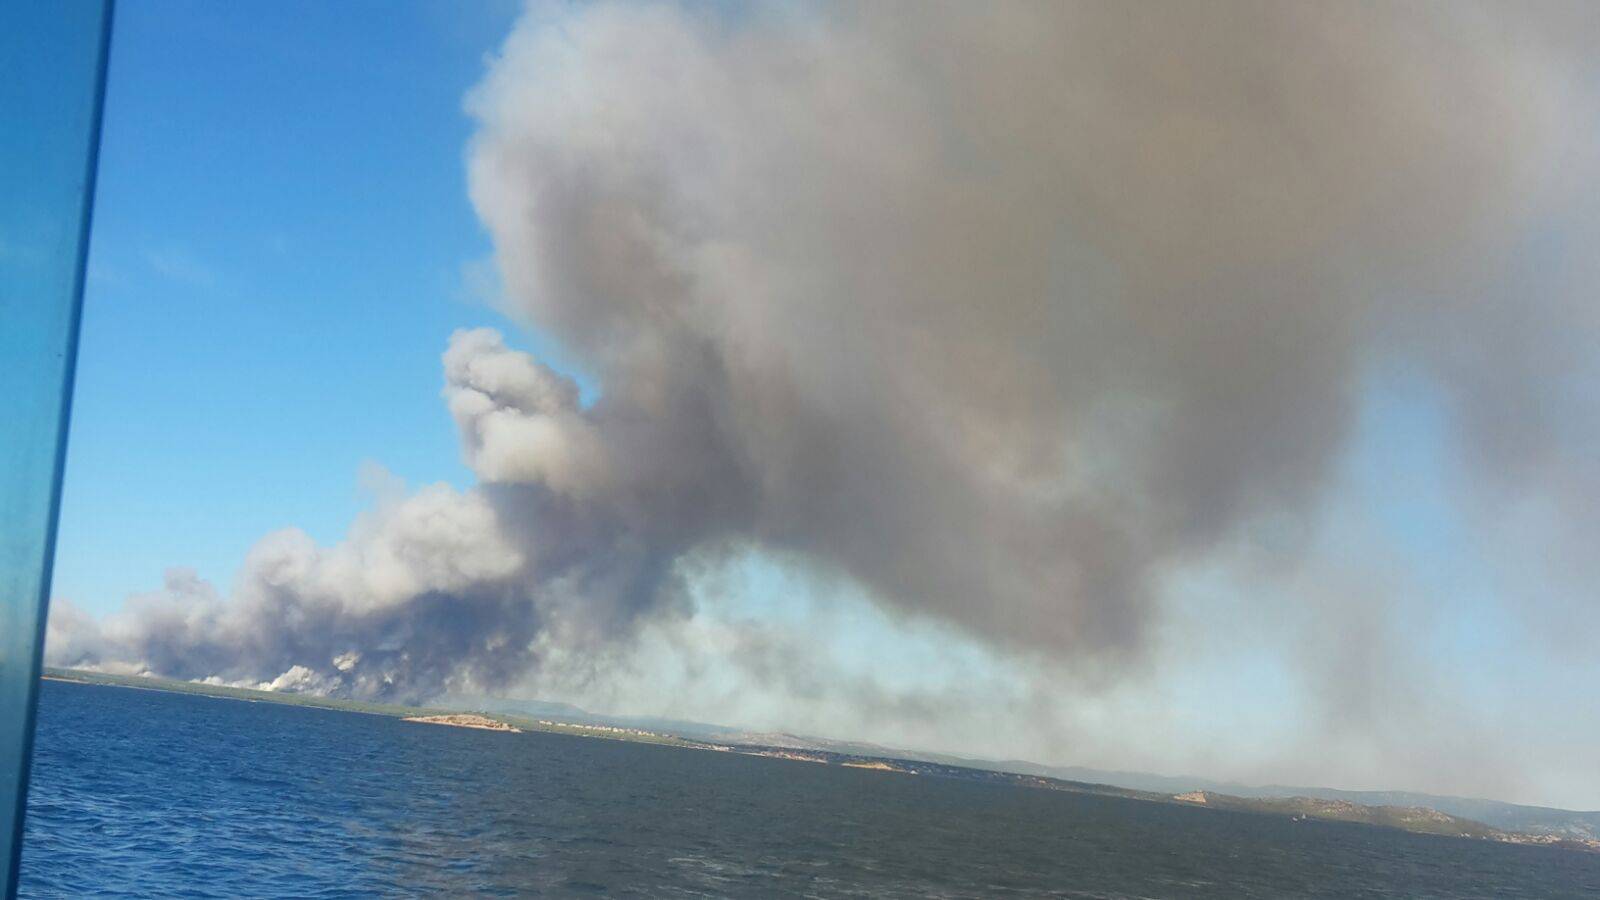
402 714 521 733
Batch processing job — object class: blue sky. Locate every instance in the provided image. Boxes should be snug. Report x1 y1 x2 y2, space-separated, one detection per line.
47 0 1499 730
55 0 526 614
53 0 1487 650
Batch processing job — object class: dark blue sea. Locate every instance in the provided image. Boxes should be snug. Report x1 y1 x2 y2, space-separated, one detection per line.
18 680 1600 898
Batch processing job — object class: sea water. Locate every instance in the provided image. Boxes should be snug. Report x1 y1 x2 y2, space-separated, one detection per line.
19 680 1600 898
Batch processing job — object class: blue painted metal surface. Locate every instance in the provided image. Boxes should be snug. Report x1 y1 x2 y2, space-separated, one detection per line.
0 1 113 894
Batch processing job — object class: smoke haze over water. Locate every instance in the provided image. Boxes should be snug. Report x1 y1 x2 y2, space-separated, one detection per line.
50 1 1600 806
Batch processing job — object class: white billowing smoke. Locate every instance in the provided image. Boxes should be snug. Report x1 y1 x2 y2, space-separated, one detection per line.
52 0 1600 754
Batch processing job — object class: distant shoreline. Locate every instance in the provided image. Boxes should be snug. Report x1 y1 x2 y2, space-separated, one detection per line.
402 713 522 733
39 668 1598 854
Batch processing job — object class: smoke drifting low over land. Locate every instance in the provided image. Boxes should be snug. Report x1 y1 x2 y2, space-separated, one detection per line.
51 1 1600 797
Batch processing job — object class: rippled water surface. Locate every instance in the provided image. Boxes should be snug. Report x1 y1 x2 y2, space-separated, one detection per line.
19 680 1600 897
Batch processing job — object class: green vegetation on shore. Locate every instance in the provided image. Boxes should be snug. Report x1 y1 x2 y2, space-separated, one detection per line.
44 668 426 717
41 668 704 749
1174 791 1500 839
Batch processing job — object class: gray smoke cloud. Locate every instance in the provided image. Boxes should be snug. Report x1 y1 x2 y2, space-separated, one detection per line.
52 0 1600 748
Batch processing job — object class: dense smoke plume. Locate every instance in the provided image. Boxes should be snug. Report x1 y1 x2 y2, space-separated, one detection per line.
52 0 1599 743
